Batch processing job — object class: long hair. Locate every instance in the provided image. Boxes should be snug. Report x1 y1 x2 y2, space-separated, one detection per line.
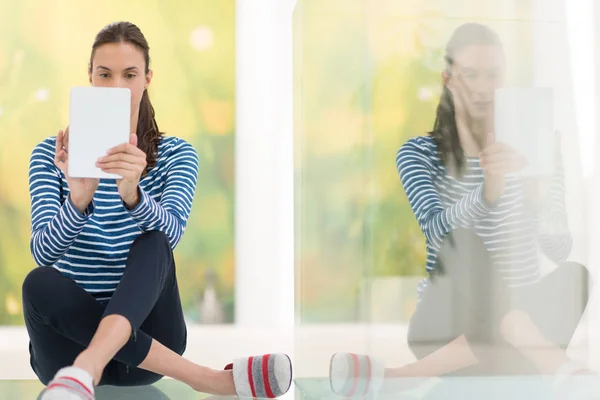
429 23 503 176
89 21 162 175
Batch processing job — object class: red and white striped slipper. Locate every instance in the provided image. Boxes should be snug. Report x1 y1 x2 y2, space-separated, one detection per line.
224 353 292 398
329 353 384 398
38 366 95 400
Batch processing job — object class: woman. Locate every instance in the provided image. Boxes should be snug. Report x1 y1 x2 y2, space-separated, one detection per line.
396 21 590 379
25 21 292 400
330 22 594 398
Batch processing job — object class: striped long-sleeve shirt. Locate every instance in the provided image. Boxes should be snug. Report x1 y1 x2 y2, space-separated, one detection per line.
396 136 572 294
28 135 199 303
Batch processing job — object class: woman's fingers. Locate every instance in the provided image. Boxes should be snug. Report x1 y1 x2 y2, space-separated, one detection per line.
449 74 470 110
482 156 527 174
97 160 139 172
97 152 140 165
481 141 514 155
107 142 146 158
63 126 70 150
55 131 66 164
99 168 137 179
481 142 528 176
55 130 64 153
54 150 67 171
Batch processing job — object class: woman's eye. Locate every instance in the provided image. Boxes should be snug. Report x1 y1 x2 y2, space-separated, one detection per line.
99 73 109 78
126 74 136 79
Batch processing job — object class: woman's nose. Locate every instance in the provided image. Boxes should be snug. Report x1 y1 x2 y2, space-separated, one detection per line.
109 79 126 88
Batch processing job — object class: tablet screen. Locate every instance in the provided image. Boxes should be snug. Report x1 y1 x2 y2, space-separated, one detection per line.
68 86 131 179
494 87 556 177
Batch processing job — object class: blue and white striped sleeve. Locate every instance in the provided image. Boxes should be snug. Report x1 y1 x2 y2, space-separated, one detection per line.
534 160 572 262
126 139 199 249
396 139 490 250
29 140 94 267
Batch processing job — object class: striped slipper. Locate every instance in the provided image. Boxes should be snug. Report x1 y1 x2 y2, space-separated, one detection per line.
329 353 384 398
552 361 600 399
38 366 95 400
224 353 292 398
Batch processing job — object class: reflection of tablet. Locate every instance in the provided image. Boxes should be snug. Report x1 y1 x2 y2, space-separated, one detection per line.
68 87 131 179
494 87 556 177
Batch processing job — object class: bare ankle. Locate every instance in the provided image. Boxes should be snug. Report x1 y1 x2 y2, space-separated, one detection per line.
500 309 553 347
191 368 235 395
388 362 431 378
73 351 103 386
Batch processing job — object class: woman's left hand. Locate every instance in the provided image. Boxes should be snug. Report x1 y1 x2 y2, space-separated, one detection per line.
96 133 147 209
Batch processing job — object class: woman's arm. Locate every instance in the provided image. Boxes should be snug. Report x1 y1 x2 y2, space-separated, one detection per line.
526 165 573 263
396 140 491 250
126 139 199 249
29 139 94 267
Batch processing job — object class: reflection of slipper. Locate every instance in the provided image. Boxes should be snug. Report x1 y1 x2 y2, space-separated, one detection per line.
329 353 384 398
552 361 600 399
224 353 292 398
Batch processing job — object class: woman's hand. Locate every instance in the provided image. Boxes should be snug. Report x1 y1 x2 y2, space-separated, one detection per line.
480 140 527 205
96 133 147 209
446 72 471 130
54 127 99 214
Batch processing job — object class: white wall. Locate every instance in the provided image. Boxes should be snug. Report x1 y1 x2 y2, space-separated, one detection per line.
562 0 598 368
234 0 296 330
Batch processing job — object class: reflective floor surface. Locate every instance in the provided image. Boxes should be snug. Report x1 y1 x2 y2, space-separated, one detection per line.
294 376 600 400
4 376 600 400
0 379 236 400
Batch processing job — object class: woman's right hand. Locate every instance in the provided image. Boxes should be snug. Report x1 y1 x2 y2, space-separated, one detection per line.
480 139 527 205
54 127 99 214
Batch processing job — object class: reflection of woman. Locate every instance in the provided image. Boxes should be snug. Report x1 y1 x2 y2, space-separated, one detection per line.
394 22 591 379
25 21 291 400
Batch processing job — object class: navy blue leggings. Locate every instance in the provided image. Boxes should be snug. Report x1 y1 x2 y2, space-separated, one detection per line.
407 229 590 376
22 231 187 386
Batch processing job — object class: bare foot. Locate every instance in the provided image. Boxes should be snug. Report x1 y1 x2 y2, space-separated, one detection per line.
382 364 433 393
191 369 236 396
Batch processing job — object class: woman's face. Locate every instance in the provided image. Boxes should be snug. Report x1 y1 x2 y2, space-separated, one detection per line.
447 44 505 121
89 42 152 123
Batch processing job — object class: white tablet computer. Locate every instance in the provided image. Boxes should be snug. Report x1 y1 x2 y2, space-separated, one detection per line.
494 87 556 177
68 86 131 179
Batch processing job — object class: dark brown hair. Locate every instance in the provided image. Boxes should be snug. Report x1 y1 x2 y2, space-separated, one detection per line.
429 23 503 176
89 21 163 175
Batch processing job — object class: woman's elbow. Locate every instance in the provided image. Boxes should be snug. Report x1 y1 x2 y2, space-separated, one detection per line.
30 240 55 267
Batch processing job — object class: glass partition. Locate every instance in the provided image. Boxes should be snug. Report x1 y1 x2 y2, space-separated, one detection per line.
294 0 596 398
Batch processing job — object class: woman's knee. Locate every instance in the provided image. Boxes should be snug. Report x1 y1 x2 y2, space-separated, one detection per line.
407 331 428 360
132 230 170 249
436 229 490 277
552 262 592 298
407 308 441 360
565 262 592 287
128 231 174 274
99 365 163 388
22 267 61 304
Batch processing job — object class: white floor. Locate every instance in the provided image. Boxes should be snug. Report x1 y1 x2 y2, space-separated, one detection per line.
0 322 596 400
3 322 594 378
0 324 416 380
